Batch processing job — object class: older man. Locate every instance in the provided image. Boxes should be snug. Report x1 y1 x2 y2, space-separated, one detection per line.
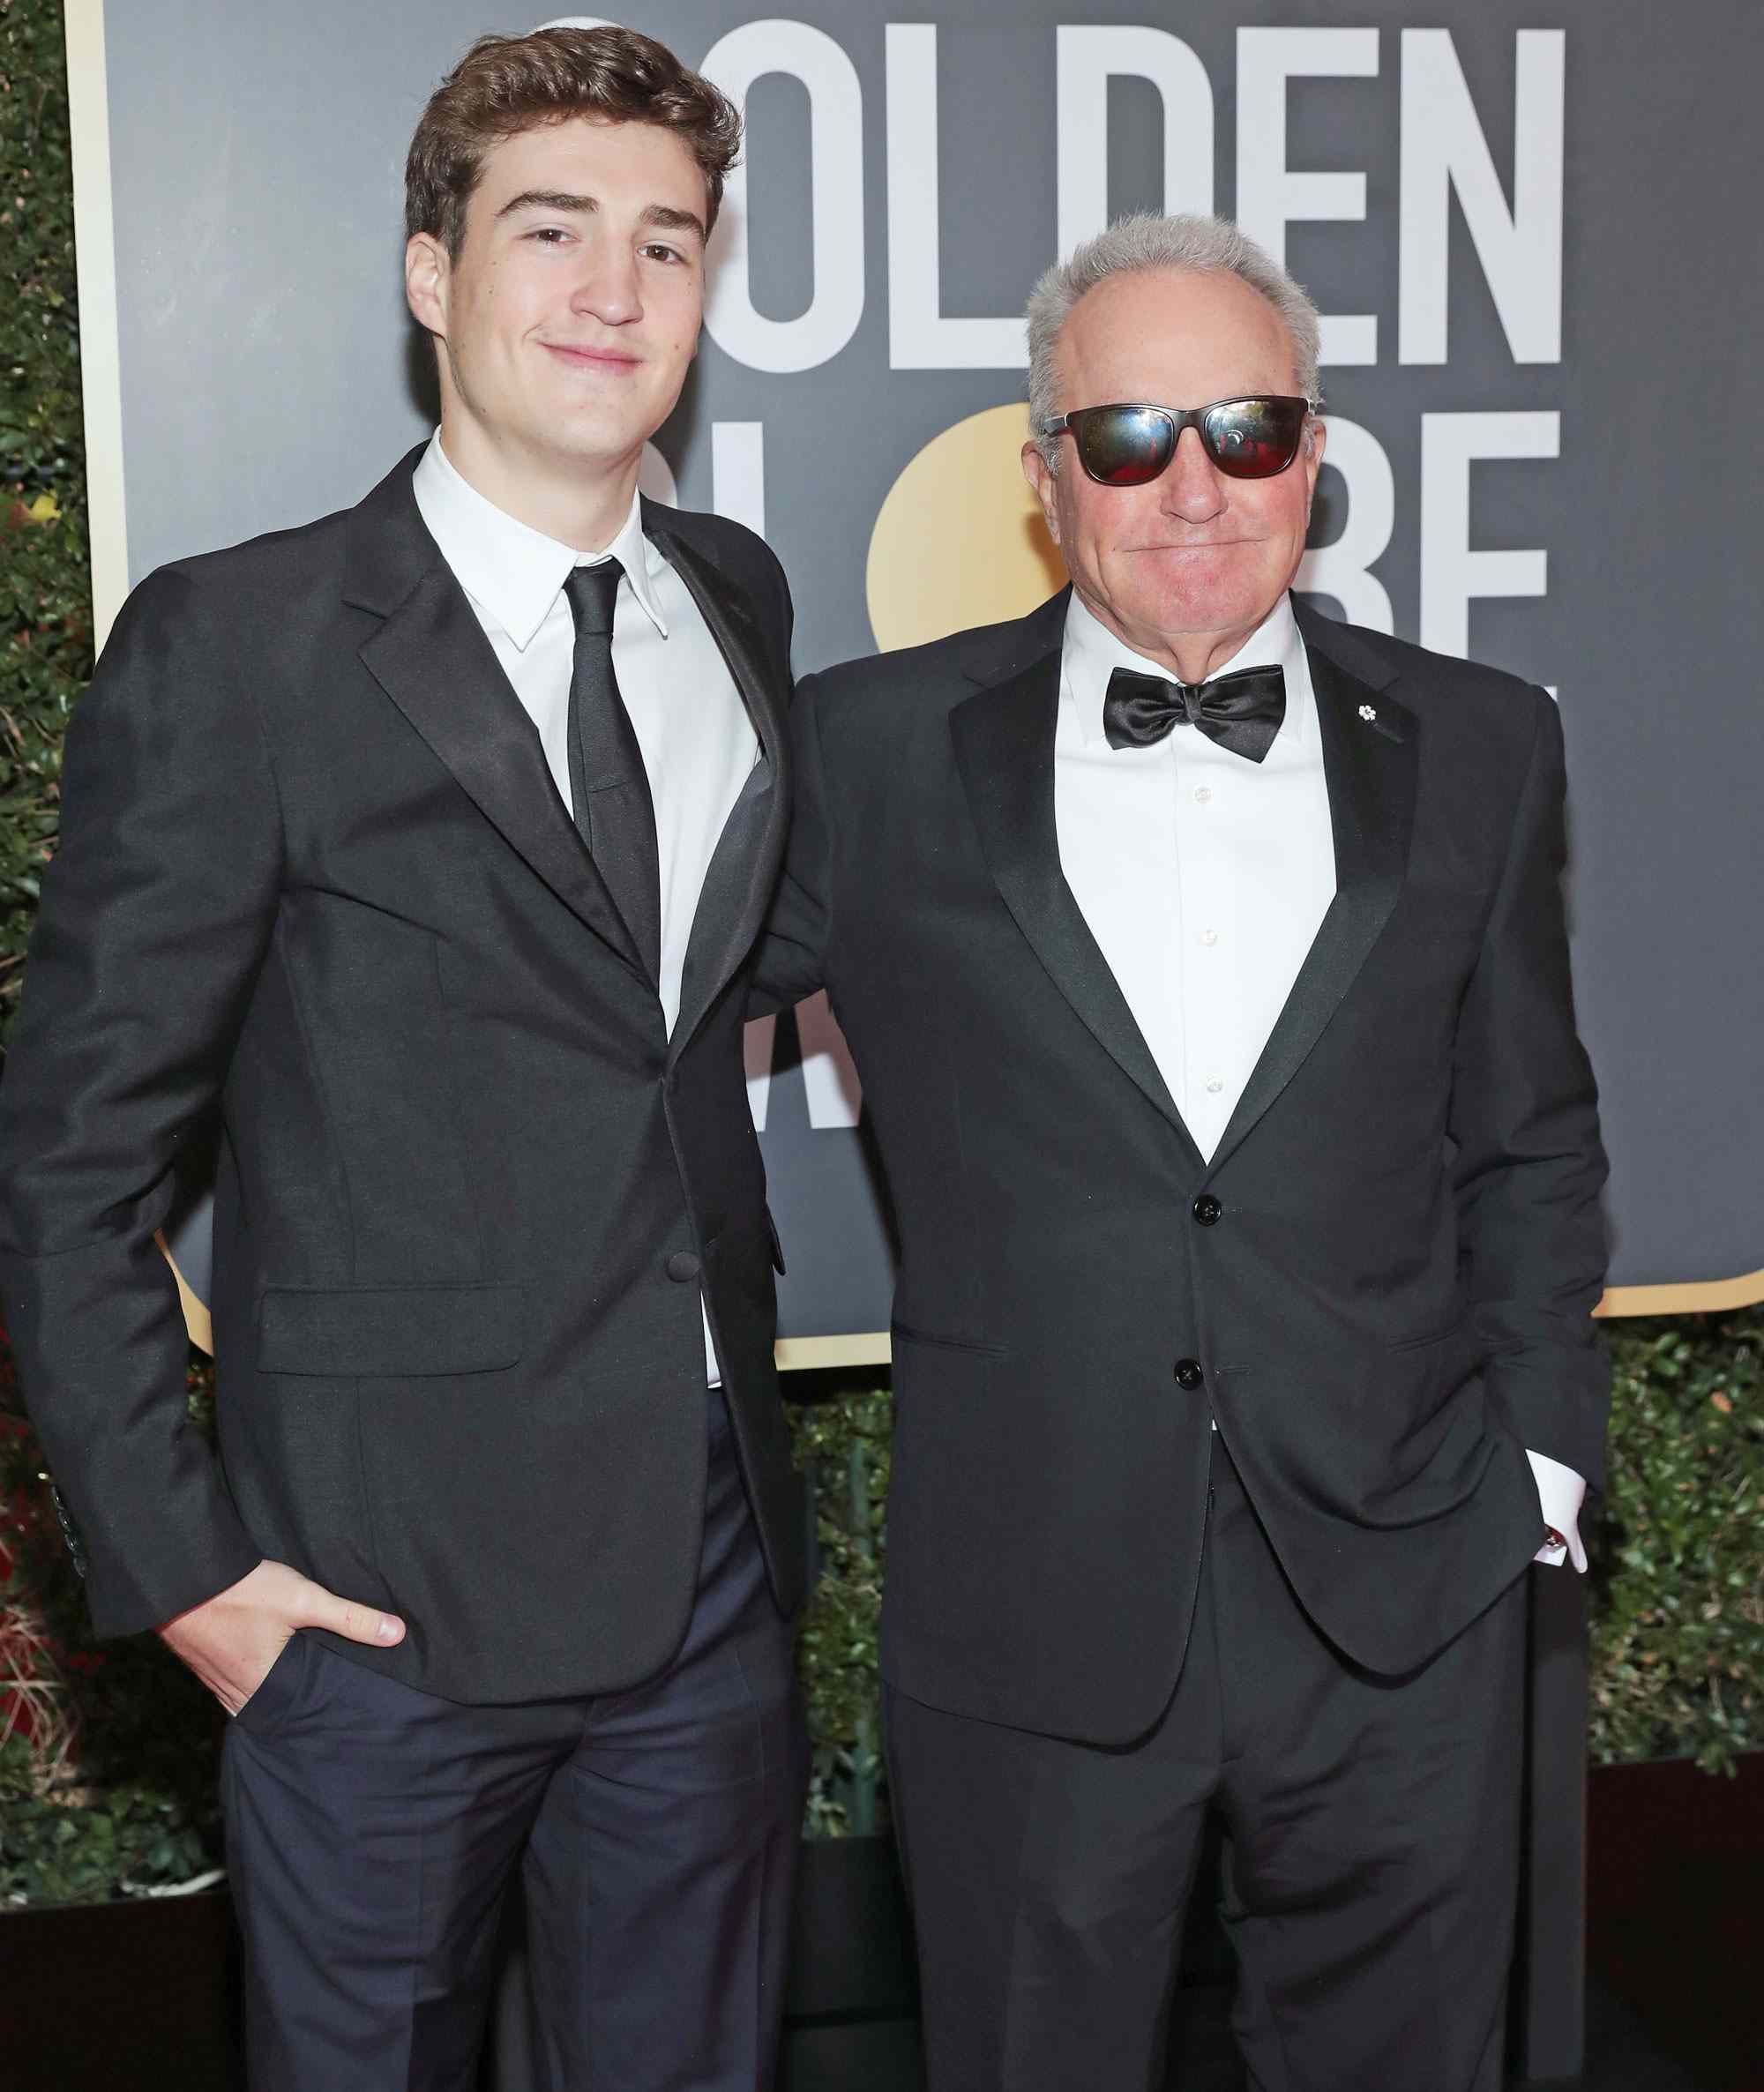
755 213 1607 2090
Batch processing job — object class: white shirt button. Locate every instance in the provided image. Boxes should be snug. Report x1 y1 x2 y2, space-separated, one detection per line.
1198 928 1219 947
1205 1076 1225 1095
1192 785 1214 805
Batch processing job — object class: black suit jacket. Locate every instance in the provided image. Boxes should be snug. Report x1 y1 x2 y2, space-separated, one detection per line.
0 446 803 1704
756 590 1609 1745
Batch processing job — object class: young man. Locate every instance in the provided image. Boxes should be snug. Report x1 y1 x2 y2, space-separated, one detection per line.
1 27 804 2089
756 213 1607 2090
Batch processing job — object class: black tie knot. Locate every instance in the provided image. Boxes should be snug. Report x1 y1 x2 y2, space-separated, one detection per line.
564 558 624 638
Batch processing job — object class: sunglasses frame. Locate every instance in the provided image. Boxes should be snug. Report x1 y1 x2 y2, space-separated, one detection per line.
1042 395 1314 485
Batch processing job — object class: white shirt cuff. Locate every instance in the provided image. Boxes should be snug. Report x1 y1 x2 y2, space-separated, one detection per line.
1526 1448 1588 1573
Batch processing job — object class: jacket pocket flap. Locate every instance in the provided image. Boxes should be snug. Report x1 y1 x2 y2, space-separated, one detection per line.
258 1284 524 1378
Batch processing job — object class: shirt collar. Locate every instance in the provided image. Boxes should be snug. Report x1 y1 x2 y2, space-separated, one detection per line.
412 430 669 651
1060 590 1309 753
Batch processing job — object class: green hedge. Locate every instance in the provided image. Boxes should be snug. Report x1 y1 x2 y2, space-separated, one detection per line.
1 0 87 1037
1590 1313 1762 1767
1 0 1759 1906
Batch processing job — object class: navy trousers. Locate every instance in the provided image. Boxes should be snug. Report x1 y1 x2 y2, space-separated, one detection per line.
886 1435 1528 2092
222 1392 808 2091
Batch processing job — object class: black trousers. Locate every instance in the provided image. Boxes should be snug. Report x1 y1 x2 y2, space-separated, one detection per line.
886 1436 1527 2092
222 1391 808 2092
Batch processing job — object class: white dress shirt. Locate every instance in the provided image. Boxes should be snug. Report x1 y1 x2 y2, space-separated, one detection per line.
1053 590 1584 1564
1056 591 1334 1161
413 432 757 1383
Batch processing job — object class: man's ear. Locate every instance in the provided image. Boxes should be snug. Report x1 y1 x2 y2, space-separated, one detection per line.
1021 441 1062 546
405 232 449 340
1300 411 1327 519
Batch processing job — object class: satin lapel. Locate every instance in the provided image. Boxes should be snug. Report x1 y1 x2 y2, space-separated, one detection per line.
356 561 647 975
1204 633 1417 1176
951 650 1204 1165
648 524 789 1062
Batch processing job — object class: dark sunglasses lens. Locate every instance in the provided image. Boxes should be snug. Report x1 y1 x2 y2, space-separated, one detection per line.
1073 407 1174 486
1201 399 1305 478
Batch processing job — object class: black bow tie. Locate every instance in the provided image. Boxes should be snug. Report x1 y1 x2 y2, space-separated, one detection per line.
1102 662 1287 764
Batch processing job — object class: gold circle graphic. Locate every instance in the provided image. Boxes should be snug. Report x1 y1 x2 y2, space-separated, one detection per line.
867 404 1068 653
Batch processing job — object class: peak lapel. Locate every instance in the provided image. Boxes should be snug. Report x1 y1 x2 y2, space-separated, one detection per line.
951 647 1203 1165
1204 629 1417 1176
355 555 648 980
647 522 789 1061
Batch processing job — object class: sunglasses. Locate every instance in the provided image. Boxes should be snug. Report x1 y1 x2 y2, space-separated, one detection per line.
1042 396 1312 485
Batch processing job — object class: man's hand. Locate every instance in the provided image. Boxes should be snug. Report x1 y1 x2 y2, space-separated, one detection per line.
158 1559 406 1716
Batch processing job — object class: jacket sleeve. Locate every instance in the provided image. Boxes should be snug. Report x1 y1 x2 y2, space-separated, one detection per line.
1447 688 1611 1488
0 566 281 1635
749 670 833 1017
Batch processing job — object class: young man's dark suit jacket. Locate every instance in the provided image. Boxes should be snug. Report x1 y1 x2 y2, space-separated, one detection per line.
0 445 803 1706
754 588 1609 1745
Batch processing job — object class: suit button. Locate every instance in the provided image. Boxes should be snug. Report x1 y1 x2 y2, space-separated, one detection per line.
1192 1194 1222 1227
666 1251 701 1283
1174 1358 1204 1390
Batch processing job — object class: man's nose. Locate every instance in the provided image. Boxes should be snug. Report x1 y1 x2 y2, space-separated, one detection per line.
1159 425 1228 522
572 243 643 326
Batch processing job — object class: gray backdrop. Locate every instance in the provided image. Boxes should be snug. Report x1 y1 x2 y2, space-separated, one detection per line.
95 0 1763 1331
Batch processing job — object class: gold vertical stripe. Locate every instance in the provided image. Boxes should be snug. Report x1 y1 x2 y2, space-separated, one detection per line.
157 1232 214 1355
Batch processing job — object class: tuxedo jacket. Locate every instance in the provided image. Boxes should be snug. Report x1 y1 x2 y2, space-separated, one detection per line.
755 589 1609 1745
0 447 803 1705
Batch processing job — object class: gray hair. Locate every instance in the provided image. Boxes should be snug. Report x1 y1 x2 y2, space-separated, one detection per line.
1025 213 1323 472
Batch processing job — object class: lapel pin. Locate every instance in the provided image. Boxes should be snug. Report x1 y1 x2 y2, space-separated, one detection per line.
1358 703 1377 721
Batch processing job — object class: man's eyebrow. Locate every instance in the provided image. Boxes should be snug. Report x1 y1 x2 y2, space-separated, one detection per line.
639 203 706 243
496 189 596 220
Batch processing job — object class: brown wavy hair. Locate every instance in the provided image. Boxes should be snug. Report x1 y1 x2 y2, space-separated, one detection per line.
406 26 742 258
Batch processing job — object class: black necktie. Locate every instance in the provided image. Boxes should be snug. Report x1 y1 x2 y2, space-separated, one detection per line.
562 560 661 980
1102 661 1287 764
